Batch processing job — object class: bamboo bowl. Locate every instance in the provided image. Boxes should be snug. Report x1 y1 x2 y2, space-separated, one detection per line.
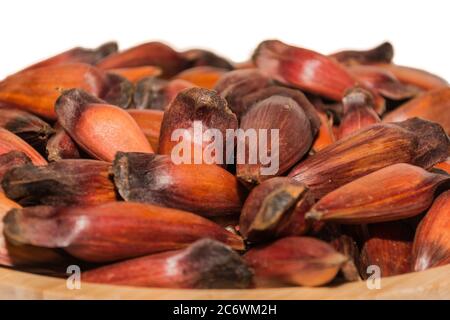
0 264 449 299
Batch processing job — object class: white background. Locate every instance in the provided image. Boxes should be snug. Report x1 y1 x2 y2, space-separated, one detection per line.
1 0 449 80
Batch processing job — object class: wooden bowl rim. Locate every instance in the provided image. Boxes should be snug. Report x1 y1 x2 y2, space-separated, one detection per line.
0 264 449 299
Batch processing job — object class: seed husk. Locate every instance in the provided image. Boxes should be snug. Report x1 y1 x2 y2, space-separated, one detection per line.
237 95 313 185
45 123 80 162
329 234 362 281
434 159 450 174
329 42 394 66
289 118 450 198
348 65 421 100
337 87 381 139
360 221 414 278
233 60 256 70
413 190 450 271
239 177 313 242
55 89 153 162
0 63 132 119
109 66 162 83
20 42 118 72
175 66 228 89
127 109 163 150
214 69 272 119
0 193 65 268
3 202 245 263
82 239 252 289
253 40 356 101
375 63 448 91
113 152 245 217
383 87 450 135
133 77 195 110
0 108 55 153
0 128 47 166
0 151 31 191
158 87 237 166
181 49 233 70
0 38 448 289
244 237 347 287
97 41 188 78
306 163 450 224
240 86 321 136
2 159 117 206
